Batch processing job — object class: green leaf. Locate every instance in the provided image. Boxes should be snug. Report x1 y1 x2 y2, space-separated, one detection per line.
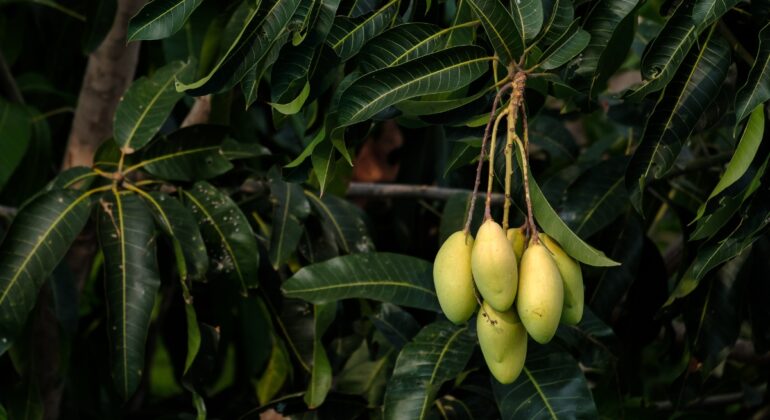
128 125 233 181
703 106 765 203
337 46 490 127
626 29 731 210
270 81 311 115
142 191 209 280
257 335 291 404
326 0 399 62
466 0 524 63
538 23 589 70
574 0 639 77
282 253 440 311
304 190 375 254
98 192 160 399
735 23 770 126
357 22 477 73
243 31 291 109
336 340 392 404
371 302 420 350
184 302 201 374
492 344 598 419
304 302 335 408
0 99 30 191
181 182 260 294
312 137 337 195
438 192 485 244
625 5 698 101
383 321 476 420
176 0 302 95
396 86 491 116
269 179 311 269
692 0 739 29
0 189 93 355
127 0 203 42
538 0 574 47
509 0 544 43
114 60 193 154
271 43 317 105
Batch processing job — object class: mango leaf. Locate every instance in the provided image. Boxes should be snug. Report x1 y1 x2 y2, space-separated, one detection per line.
560 156 629 238
183 302 200 374
574 0 639 78
438 192 485 244
538 23 589 70
735 23 770 126
625 5 698 101
269 179 311 269
395 87 490 116
243 32 291 109
357 22 477 73
538 0 574 47
304 302 335 408
127 125 233 181
492 343 598 419
0 189 93 355
114 60 192 154
371 302 420 350
127 0 203 42
626 30 731 210
383 321 476 420
326 0 399 62
337 46 489 127
282 253 440 311
141 191 209 280
98 192 160 399
336 341 392 404
466 0 523 63
176 0 302 95
692 0 739 29
0 99 30 191
181 182 260 294
271 43 316 106
509 0 544 43
304 190 374 254
257 335 291 404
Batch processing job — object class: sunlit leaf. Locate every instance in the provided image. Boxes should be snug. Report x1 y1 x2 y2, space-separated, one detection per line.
735 23 770 126
127 0 203 42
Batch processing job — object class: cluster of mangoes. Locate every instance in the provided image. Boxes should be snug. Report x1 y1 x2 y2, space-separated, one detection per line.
433 219 584 384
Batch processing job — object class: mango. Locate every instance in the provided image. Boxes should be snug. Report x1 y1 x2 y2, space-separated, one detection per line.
541 234 584 325
433 231 477 324
516 241 564 344
506 227 527 265
471 220 518 311
477 301 527 384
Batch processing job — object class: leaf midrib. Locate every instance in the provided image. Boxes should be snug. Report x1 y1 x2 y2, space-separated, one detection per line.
304 191 350 253
418 326 467 419
523 366 558 419
286 280 436 296
331 0 397 50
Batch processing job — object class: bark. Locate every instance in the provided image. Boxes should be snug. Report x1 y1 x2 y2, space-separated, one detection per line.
181 95 212 127
61 0 146 169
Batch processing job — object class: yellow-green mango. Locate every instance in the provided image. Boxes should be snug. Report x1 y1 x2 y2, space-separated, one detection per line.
516 242 563 344
477 301 527 384
541 234 584 325
471 220 518 311
506 227 527 265
433 231 477 324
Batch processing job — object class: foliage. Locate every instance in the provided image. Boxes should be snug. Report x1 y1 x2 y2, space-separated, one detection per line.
0 0 769 418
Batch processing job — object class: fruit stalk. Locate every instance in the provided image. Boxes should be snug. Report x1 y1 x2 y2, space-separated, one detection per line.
485 108 509 220
465 82 512 235
502 73 525 229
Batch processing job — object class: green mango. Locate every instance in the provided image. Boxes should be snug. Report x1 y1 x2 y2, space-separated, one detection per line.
516 241 563 344
477 301 528 384
541 234 584 325
471 220 518 311
506 227 527 265
433 231 477 324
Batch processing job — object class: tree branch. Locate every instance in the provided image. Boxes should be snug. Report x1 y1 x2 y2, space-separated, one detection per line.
346 182 506 203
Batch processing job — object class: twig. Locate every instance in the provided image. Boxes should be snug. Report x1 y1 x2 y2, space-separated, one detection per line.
485 108 509 219
346 182 506 203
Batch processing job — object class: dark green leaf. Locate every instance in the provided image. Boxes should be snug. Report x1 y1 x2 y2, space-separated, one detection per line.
509 0 544 43
539 26 589 70
337 46 489 127
127 0 203 42
465 0 523 63
493 344 598 419
0 99 30 191
243 32 291 109
176 0 302 95
81 0 116 52
142 192 208 280
438 192 485 244
574 0 639 78
114 60 193 153
692 0 739 29
282 253 440 311
129 125 233 181
181 182 260 294
304 302 335 408
98 192 160 399
735 23 770 126
371 302 420 350
269 179 311 269
538 0 574 46
626 30 731 210
383 321 476 420
0 189 93 355
304 190 374 254
271 43 316 105
326 0 399 62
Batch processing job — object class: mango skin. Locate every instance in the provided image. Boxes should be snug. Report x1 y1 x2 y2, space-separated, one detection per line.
516 242 564 344
433 231 477 324
471 220 518 311
541 234 584 325
506 227 527 265
477 301 527 384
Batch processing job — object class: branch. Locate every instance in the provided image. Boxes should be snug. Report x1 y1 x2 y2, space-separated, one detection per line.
347 182 506 203
61 0 146 169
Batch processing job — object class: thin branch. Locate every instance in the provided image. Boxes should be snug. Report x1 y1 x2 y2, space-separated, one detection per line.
346 182 506 203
